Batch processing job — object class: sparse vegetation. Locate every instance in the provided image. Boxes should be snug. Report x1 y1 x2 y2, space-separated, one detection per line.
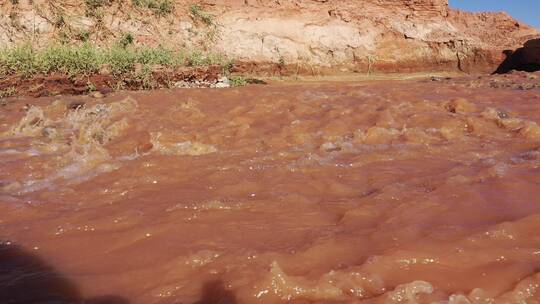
188 4 220 44
230 76 248 87
221 60 234 74
117 33 134 48
186 50 224 67
135 65 158 90
0 43 40 77
189 4 214 26
366 55 378 75
74 30 90 42
86 81 97 92
85 0 111 10
9 11 21 29
54 14 66 28
0 87 17 99
85 0 112 17
39 43 102 76
136 46 177 66
132 0 174 16
0 42 232 81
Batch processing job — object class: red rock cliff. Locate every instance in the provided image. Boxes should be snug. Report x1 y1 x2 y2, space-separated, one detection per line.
0 0 538 74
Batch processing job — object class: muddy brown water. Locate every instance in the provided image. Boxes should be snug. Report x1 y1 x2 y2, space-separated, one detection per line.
1 75 540 303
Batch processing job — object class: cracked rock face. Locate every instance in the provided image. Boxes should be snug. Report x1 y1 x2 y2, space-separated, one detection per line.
1 0 539 73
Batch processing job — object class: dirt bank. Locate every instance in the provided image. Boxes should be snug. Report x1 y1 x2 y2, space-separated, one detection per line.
2 0 539 75
0 65 225 98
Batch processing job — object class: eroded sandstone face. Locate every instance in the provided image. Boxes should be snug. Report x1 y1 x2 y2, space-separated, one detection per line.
0 0 538 73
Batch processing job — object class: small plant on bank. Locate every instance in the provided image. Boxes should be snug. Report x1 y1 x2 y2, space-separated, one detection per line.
221 60 234 75
39 43 102 76
85 0 110 9
278 56 285 66
135 65 158 90
0 87 17 99
75 30 90 42
132 0 174 16
85 0 112 17
86 81 97 92
229 76 247 87
54 14 66 28
9 12 21 30
105 45 138 75
137 46 179 66
189 4 214 26
0 43 39 78
57 30 73 45
117 33 134 48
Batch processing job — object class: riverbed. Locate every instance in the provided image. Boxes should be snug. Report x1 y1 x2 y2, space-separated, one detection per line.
1 72 540 303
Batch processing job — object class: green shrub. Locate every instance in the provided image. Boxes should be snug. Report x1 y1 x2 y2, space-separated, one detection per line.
186 50 225 67
185 50 205 66
106 46 137 75
0 43 229 81
0 43 39 77
39 43 102 76
230 76 247 87
136 46 177 66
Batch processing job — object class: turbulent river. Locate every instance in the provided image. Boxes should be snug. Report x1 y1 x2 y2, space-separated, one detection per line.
1 73 540 303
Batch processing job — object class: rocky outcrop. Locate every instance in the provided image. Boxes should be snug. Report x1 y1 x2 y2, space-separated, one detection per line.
495 39 540 73
1 0 538 74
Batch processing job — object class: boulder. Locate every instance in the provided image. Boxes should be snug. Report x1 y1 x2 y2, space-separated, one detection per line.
495 39 540 73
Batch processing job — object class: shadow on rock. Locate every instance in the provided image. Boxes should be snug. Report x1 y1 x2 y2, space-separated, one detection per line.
194 280 237 304
0 242 128 304
494 38 540 74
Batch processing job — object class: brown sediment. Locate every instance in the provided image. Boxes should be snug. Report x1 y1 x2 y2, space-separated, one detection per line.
0 66 223 98
1 72 540 303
